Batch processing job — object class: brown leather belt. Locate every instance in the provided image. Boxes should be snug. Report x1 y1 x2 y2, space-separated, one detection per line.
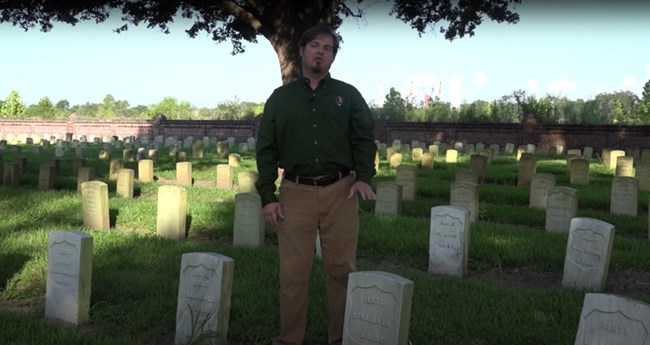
284 170 350 187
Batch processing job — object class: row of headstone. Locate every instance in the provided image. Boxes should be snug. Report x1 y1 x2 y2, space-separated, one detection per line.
425 203 615 293
45 231 414 344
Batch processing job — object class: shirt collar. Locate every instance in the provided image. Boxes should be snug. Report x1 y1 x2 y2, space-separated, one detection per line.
301 73 331 89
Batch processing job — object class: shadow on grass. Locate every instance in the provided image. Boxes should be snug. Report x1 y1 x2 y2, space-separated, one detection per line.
109 208 120 229
0 253 31 291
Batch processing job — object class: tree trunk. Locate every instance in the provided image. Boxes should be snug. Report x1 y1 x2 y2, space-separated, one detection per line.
261 0 338 85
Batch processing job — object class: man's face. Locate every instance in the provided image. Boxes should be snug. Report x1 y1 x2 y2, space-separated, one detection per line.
300 33 335 75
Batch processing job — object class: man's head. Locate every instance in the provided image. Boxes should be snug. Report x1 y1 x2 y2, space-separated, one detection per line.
299 25 339 76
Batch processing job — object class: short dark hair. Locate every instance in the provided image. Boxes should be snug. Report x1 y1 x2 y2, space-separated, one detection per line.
299 25 340 57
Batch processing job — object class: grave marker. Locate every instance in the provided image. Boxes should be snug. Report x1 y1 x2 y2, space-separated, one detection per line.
574 293 650 345
175 252 234 345
157 185 187 240
342 271 414 345
216 164 234 190
375 182 402 215
237 171 258 194
216 141 229 159
116 169 135 198
176 162 193 186
529 173 556 209
109 159 123 180
570 158 590 185
38 164 56 190
3 162 20 187
610 176 639 216
609 150 625 170
615 156 634 177
411 148 423 161
445 149 458 163
46 231 93 325
395 165 417 200
81 181 110 230
420 153 434 169
517 156 537 186
228 154 241 168
545 187 578 233
389 153 403 168
72 158 85 177
138 159 154 183
469 154 488 183
192 140 204 158
636 160 650 191
562 217 614 291
450 182 479 223
233 193 265 247
428 205 470 277
77 167 95 193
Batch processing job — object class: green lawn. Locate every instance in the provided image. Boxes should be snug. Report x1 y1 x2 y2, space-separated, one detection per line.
1 142 649 345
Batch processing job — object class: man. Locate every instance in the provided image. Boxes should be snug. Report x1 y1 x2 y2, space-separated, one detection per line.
255 25 377 345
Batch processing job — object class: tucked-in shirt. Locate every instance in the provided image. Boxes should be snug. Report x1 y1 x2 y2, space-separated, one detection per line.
255 74 376 206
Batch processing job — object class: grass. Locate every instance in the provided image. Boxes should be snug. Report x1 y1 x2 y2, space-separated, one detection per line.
1 142 650 345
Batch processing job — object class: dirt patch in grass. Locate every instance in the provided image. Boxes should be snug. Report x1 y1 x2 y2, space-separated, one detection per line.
465 267 650 296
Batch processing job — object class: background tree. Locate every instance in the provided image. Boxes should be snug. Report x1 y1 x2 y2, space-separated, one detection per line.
380 87 411 121
0 0 522 84
24 96 56 118
148 97 195 120
639 79 650 123
0 90 26 118
55 99 70 117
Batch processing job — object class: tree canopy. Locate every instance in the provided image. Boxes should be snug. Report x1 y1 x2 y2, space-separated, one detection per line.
1 0 522 83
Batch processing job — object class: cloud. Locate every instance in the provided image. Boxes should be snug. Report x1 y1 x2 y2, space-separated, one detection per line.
449 76 462 108
548 77 577 94
473 71 486 87
622 75 637 89
527 79 539 94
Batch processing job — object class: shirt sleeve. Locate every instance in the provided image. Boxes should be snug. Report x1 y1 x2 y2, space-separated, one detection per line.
348 87 377 185
255 92 280 206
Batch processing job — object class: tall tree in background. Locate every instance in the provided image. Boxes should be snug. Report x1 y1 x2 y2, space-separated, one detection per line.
0 0 522 84
0 90 26 117
640 79 650 123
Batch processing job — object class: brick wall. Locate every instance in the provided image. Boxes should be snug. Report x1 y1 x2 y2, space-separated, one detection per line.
0 115 258 143
1 115 649 152
375 117 650 153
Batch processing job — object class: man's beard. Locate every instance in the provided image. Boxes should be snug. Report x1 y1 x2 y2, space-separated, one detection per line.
310 65 323 74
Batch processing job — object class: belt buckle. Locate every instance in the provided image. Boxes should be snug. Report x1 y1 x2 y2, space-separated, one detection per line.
313 177 324 188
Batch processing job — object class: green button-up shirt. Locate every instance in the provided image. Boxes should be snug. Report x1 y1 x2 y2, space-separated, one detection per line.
255 74 376 206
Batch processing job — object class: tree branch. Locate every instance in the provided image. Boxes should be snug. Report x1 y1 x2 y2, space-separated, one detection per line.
214 0 262 32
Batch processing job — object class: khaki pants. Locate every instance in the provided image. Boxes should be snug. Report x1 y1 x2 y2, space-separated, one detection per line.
274 175 359 345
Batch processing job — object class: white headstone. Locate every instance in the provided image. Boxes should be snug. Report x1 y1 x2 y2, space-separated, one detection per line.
374 182 402 215
450 182 479 223
395 165 418 201
529 173 557 209
574 293 650 345
428 206 470 277
545 187 579 233
342 271 414 345
46 231 93 325
233 193 265 247
175 252 234 345
562 217 615 291
610 176 639 216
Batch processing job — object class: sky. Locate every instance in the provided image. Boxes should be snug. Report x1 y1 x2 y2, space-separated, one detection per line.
1 1 650 109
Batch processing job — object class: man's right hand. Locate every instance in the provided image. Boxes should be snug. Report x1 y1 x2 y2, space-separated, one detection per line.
262 202 284 228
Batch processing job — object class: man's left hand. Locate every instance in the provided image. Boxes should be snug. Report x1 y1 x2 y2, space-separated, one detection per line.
347 181 376 200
